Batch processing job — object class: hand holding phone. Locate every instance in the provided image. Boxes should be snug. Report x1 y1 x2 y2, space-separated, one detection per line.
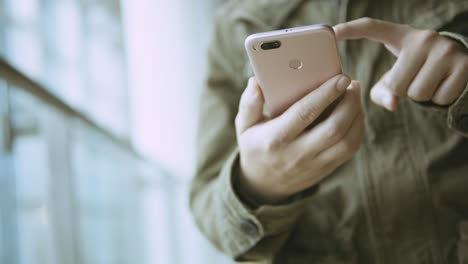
245 24 342 117
235 75 364 205
234 25 364 205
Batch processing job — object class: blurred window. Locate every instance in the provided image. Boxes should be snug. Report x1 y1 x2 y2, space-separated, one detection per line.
0 81 147 264
0 0 130 138
71 120 146 264
0 1 233 264
0 80 18 264
9 87 64 264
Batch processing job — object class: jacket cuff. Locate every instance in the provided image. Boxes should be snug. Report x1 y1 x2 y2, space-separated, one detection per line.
440 31 468 48
447 83 468 136
440 32 468 136
217 149 307 257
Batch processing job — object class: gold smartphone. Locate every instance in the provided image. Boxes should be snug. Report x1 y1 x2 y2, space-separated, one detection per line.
245 24 342 117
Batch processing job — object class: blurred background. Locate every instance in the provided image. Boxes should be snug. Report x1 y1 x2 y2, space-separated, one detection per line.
0 0 231 263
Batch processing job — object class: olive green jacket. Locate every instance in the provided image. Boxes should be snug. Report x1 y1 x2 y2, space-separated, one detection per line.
190 0 468 263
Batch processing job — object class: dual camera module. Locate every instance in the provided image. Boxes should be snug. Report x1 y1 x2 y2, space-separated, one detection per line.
259 40 281 50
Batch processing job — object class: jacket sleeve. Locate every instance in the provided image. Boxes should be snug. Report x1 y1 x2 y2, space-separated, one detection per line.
415 16 468 137
437 10 468 137
189 6 308 261
439 31 468 137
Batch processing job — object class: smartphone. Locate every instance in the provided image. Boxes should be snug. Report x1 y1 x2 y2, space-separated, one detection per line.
245 24 342 117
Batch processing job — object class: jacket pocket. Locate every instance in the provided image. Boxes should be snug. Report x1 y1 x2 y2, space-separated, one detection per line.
459 221 468 264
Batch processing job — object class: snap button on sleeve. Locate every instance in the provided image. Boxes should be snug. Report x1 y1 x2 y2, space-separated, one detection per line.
240 219 259 237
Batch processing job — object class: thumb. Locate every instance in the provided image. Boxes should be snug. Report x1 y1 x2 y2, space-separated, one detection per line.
371 73 400 112
235 77 265 134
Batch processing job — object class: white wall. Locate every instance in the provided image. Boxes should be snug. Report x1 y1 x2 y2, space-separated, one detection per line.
121 0 230 263
122 0 206 180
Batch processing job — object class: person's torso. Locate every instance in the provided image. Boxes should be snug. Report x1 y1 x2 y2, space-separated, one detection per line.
224 0 468 263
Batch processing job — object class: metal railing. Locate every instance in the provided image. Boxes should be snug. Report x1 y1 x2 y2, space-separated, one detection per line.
0 56 145 161
0 55 159 264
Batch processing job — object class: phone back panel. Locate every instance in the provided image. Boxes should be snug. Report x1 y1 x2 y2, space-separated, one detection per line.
245 25 342 117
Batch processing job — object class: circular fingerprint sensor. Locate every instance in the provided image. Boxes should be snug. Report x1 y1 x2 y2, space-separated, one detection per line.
289 59 303 70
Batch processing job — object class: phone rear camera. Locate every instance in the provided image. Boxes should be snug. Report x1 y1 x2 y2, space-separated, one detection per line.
261 41 281 50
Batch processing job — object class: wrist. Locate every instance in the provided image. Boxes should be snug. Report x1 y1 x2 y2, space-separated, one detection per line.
234 160 292 207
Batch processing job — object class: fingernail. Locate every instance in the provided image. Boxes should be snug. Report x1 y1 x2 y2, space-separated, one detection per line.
337 75 351 92
348 80 361 91
249 90 260 105
383 96 397 112
382 96 391 109
248 78 258 93
247 77 255 87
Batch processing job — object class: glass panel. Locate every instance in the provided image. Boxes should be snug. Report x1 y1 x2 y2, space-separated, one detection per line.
141 171 231 264
3 26 44 81
7 85 148 264
47 1 82 64
4 0 40 23
0 80 18 264
0 0 130 138
0 0 5 48
0 215 3 262
43 0 85 106
142 174 175 264
9 87 60 264
71 120 146 264
82 1 128 137
2 0 43 79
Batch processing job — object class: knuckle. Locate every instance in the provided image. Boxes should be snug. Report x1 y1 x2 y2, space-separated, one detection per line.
316 158 333 174
361 17 375 28
361 17 379 32
433 95 452 106
383 75 400 94
407 87 430 101
422 29 439 40
419 30 438 41
412 30 438 48
342 135 362 156
385 81 402 95
325 121 346 142
439 41 459 57
297 104 320 125
341 140 357 155
432 94 448 105
264 133 285 152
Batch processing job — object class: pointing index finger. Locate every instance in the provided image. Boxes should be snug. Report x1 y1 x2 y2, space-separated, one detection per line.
334 18 409 52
